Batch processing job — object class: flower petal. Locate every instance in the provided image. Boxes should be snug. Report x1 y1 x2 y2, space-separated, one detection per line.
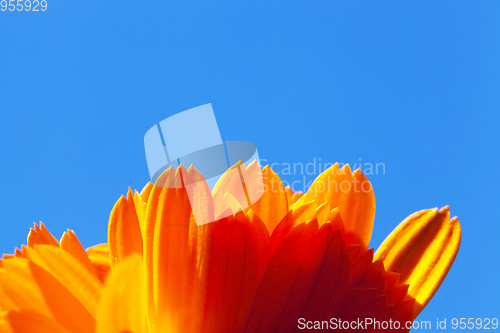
25 245 102 319
183 165 216 226
212 162 248 209
144 166 212 332
248 166 289 233
60 230 97 278
213 191 243 219
0 316 13 333
245 219 350 332
297 227 350 326
201 210 270 333
285 187 302 207
213 163 289 233
26 260 96 333
374 207 461 315
27 223 59 248
108 188 144 266
133 189 147 235
96 254 147 333
293 164 375 248
6 310 69 333
140 182 154 203
86 244 111 284
244 220 317 333
269 200 316 254
0 258 51 317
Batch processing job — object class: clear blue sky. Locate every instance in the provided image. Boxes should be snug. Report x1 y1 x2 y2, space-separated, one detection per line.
1 1 499 329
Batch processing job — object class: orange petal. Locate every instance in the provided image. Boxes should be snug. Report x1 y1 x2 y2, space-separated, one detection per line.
201 210 270 333
285 187 293 202
0 258 51 317
0 316 13 333
183 165 215 226
374 207 461 315
2 246 28 260
6 310 69 333
285 186 303 206
86 244 111 284
144 166 212 332
27 223 59 248
25 260 96 333
108 188 144 266
244 220 317 332
0 283 16 313
269 202 347 257
246 219 351 332
212 162 248 209
269 201 316 256
96 254 147 333
248 165 289 234
240 160 265 205
25 245 102 319
133 190 147 235
297 227 350 325
285 187 303 207
140 182 154 203
293 164 375 248
213 191 243 219
290 192 303 205
60 230 97 278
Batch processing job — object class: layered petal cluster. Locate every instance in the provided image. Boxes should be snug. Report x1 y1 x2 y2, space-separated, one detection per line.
0 162 461 333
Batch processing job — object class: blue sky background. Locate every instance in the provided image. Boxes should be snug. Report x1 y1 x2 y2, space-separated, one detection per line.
1 1 499 329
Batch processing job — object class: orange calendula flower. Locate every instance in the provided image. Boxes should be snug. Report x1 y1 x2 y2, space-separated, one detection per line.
0 162 461 333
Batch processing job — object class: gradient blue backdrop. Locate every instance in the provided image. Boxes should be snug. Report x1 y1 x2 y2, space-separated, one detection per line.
1 1 499 330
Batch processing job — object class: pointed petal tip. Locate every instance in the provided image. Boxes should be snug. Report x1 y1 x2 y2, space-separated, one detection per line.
340 163 353 174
